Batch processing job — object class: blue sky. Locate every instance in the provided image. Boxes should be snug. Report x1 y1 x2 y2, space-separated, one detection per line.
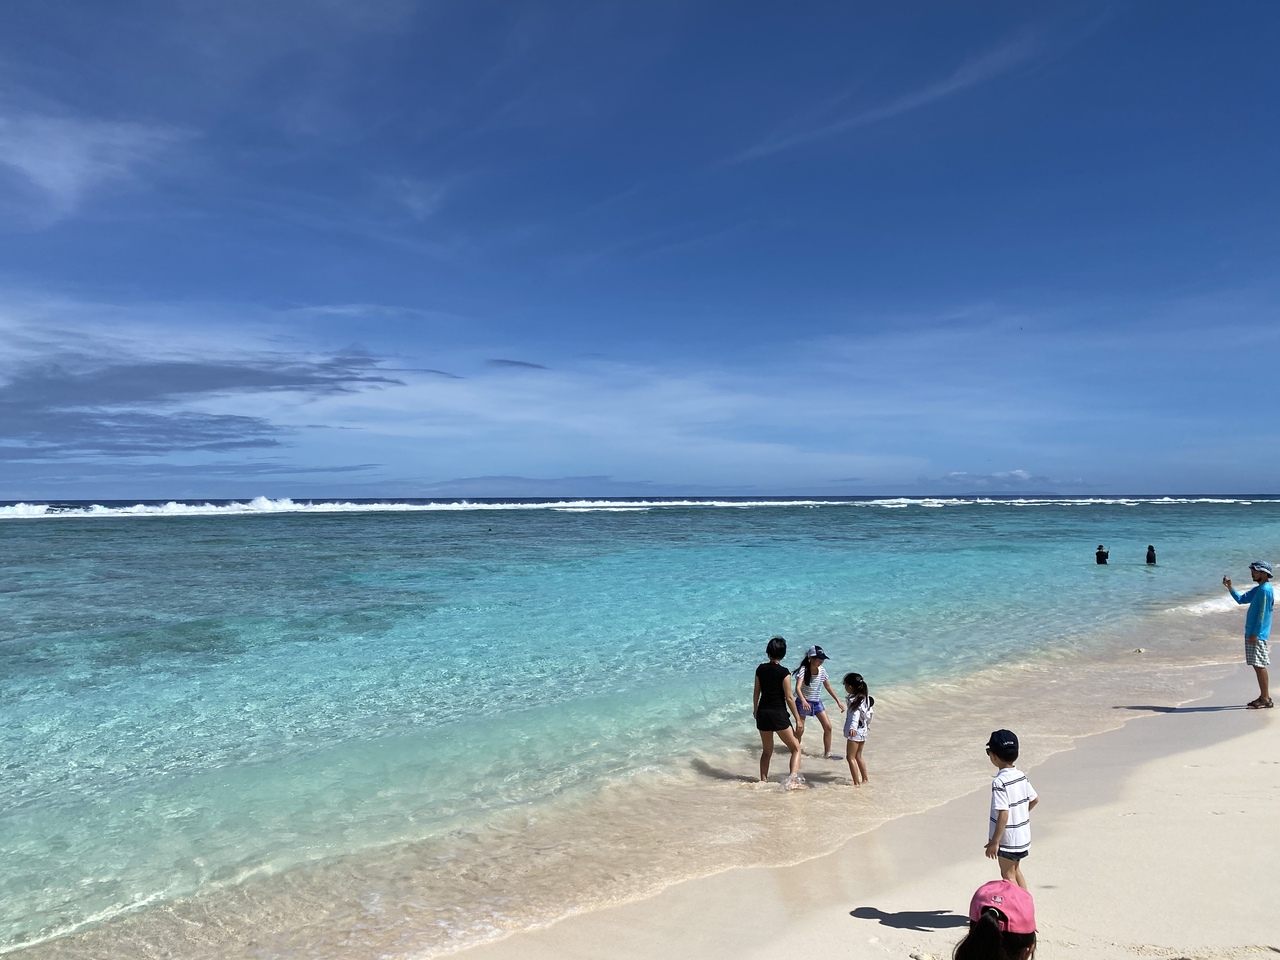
1 1 1278 498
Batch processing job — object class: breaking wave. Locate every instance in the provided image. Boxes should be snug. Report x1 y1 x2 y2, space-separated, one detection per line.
1165 594 1240 616
0 495 1274 520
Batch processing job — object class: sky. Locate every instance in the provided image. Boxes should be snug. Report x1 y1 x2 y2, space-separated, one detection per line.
1 1 1278 499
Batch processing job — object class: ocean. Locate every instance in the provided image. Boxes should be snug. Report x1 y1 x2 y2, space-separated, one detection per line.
1 496 1272 958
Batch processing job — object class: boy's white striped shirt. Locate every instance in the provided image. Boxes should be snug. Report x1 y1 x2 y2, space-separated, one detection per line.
989 766 1037 854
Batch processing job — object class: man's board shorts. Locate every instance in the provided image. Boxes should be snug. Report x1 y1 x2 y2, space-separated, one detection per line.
756 708 791 732
1246 638 1271 667
798 698 825 716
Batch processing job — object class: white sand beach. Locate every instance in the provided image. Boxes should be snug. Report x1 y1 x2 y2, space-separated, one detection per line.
460 662 1278 960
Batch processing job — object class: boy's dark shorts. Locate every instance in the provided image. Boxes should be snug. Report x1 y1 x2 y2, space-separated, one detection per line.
998 850 1029 862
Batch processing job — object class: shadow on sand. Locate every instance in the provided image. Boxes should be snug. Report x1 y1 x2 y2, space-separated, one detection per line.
690 758 849 786
1114 704 1246 714
850 906 969 931
689 759 757 782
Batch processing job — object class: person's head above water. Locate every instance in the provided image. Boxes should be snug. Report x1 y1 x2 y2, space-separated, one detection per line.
954 881 1037 960
1097 545 1105 550
766 636 787 660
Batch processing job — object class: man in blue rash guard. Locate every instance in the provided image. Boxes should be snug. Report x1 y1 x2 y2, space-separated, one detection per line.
1223 560 1274 709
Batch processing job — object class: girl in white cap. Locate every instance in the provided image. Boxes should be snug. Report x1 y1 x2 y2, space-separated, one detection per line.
792 645 845 758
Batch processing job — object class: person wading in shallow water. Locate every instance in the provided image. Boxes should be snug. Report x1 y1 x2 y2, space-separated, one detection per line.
792 645 844 758
752 636 804 782
1146 545 1157 565
1095 545 1109 565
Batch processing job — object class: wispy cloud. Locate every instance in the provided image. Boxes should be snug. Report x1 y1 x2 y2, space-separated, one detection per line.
553 220 755 273
487 358 548 370
7 287 1273 496
297 355 926 490
0 111 190 223
729 34 1042 164
921 469 1089 492
378 175 455 220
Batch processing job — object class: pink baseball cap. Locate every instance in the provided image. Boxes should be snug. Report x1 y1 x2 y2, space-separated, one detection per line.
968 880 1036 934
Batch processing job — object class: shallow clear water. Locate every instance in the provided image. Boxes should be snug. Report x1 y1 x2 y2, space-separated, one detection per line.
2 496 1277 953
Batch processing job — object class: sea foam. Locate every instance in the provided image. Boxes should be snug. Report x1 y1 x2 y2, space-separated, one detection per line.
0 494 1271 520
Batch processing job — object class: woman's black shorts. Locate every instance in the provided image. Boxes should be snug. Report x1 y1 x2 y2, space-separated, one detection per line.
756 708 791 732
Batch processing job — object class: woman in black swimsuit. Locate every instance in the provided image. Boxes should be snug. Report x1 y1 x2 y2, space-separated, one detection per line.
752 636 804 782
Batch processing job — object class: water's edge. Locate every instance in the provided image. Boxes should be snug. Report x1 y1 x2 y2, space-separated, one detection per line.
9 600 1244 960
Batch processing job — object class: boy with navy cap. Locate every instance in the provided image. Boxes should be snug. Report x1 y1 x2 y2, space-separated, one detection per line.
1223 560 1274 709
983 729 1038 890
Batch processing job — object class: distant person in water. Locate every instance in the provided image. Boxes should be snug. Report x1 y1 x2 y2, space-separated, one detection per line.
1095 545 1109 564
1224 561 1274 709
1146 545 1157 565
752 636 804 782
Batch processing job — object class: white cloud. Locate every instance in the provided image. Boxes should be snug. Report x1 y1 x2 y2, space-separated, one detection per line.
7 289 1279 494
927 469 1084 490
0 112 188 223
261 357 925 488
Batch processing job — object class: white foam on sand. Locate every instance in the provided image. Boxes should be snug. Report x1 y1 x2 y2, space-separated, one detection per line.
1167 594 1238 616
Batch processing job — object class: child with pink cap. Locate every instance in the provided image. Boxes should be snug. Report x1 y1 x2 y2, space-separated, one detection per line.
954 880 1037 960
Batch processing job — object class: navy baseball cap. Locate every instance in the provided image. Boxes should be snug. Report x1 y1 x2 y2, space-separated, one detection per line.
986 729 1019 759
805 645 829 660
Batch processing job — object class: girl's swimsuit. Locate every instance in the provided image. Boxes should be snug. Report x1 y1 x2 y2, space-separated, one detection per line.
755 661 792 731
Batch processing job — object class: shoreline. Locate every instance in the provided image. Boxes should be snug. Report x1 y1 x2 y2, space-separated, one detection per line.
8 606 1252 959
458 661 1278 960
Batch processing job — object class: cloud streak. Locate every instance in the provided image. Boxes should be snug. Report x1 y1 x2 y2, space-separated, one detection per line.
0 111 189 223
920 469 1089 492
487 358 548 369
730 34 1041 163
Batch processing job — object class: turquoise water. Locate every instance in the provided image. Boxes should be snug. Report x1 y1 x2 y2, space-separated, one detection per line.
3 496 1278 953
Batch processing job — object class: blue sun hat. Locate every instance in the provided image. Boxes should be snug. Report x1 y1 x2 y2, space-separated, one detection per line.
1250 560 1273 578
